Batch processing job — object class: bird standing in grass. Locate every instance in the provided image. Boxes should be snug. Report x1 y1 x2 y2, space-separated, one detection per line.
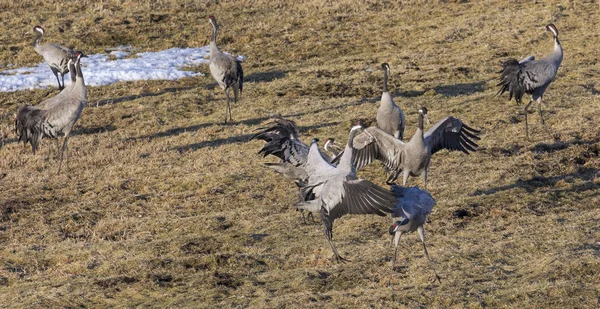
389 185 440 283
377 63 405 140
208 16 244 124
497 24 563 140
15 52 87 174
32 26 73 90
351 107 480 188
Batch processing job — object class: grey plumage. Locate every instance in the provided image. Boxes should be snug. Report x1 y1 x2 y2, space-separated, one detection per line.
497 24 563 139
388 185 440 283
377 63 405 140
37 58 77 110
296 125 397 262
251 118 337 223
251 118 337 180
15 52 87 174
352 107 480 188
208 16 244 123
32 26 73 90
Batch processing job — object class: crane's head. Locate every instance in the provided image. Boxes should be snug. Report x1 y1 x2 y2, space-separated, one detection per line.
381 63 390 74
350 123 363 133
73 51 87 61
324 137 334 145
418 106 431 125
546 24 558 37
389 222 401 235
311 138 320 144
33 26 44 35
209 16 217 28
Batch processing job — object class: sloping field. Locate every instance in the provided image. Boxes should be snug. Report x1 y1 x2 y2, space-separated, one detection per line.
0 0 599 307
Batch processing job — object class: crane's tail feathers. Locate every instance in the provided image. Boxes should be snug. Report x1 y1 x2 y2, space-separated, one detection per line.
496 59 525 103
15 105 45 154
236 60 243 100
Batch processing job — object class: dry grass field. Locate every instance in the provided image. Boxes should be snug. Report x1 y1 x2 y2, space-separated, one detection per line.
1 0 599 307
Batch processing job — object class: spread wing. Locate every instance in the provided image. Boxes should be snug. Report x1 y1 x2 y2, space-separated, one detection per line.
325 178 397 221
352 126 405 171
251 118 311 165
424 116 480 155
497 58 557 103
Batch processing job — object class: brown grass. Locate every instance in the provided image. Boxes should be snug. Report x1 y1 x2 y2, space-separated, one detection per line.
1 0 600 307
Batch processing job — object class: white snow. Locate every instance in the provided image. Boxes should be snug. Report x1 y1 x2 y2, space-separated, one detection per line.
0 47 246 92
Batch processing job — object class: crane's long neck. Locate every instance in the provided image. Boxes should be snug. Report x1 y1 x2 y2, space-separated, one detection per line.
210 23 219 54
338 127 361 173
32 31 43 47
74 61 87 101
383 67 389 93
551 36 563 64
410 113 425 144
69 62 76 83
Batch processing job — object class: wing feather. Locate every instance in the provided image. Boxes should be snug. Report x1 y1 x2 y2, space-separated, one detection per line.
352 126 405 171
327 179 396 220
424 116 480 155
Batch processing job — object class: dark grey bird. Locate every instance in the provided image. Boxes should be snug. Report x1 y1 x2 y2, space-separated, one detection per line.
296 125 397 262
15 52 87 174
497 24 563 140
389 185 440 283
352 107 480 188
377 63 405 140
208 16 244 123
32 26 74 90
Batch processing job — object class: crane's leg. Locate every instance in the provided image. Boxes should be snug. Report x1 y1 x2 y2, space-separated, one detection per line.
523 100 533 140
57 136 69 175
47 139 52 160
537 98 553 140
422 169 428 190
392 231 403 270
402 170 410 187
51 68 63 90
224 89 233 123
321 208 349 263
418 226 441 283
61 73 65 90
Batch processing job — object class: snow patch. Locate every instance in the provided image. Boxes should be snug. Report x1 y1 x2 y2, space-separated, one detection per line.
0 47 246 92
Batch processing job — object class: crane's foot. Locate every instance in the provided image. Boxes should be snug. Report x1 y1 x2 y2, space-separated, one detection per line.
333 254 351 263
431 274 442 284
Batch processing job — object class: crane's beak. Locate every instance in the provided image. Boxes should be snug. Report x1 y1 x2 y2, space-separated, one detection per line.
424 114 431 125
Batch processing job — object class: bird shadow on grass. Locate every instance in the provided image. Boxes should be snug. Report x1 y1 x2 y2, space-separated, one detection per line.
392 89 426 98
94 86 197 107
530 137 600 154
434 81 486 97
472 167 599 197
131 97 374 142
474 137 600 196
72 124 117 136
171 121 340 153
245 70 287 83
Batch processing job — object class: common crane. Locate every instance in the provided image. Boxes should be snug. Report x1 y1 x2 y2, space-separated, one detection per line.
497 24 563 140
